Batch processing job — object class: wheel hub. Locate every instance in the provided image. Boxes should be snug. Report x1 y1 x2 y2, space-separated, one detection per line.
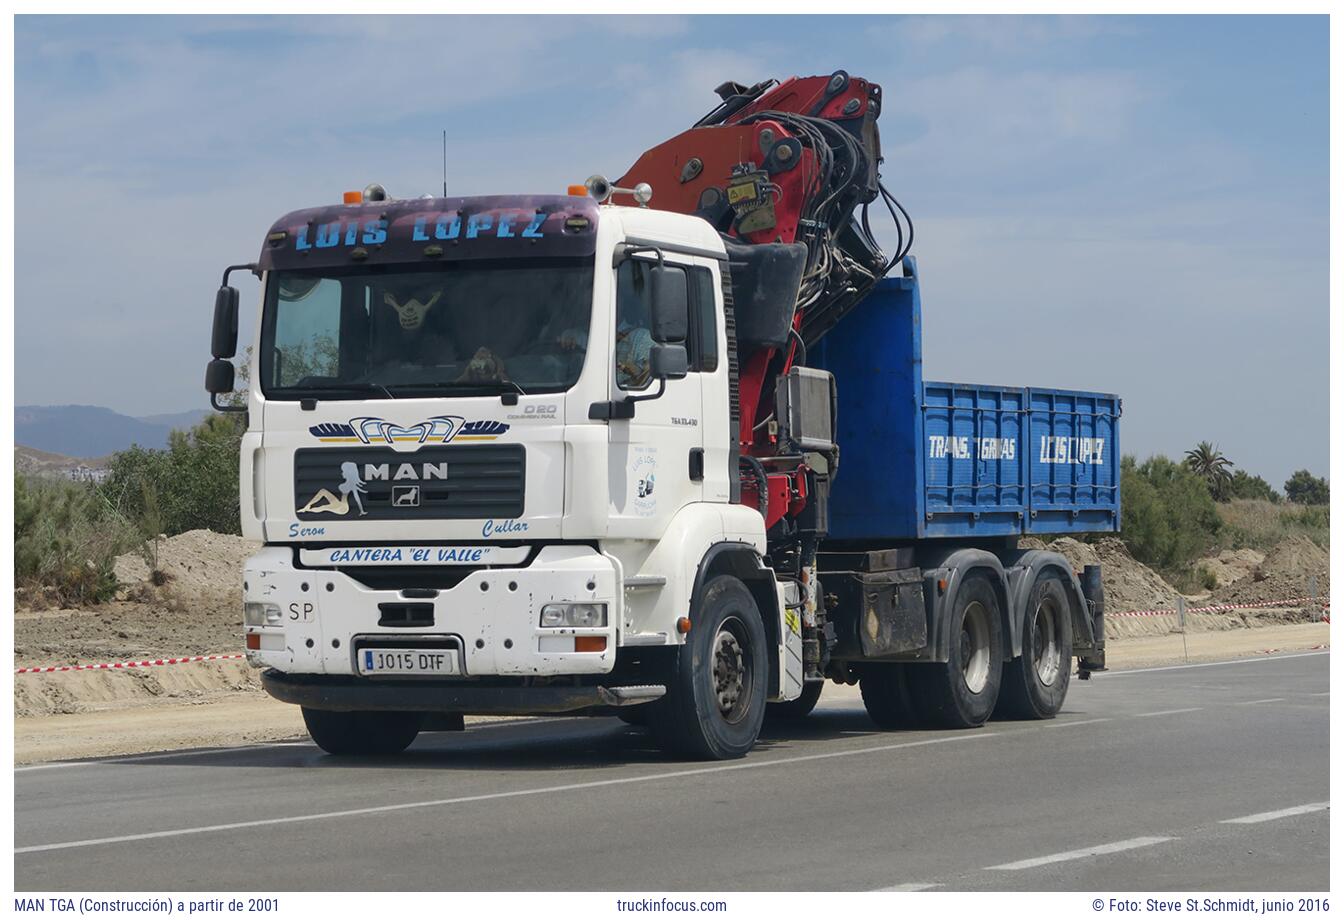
960 601 991 695
1032 600 1062 686
713 628 745 715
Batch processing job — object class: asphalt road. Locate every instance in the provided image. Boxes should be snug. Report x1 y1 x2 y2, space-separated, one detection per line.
14 651 1330 891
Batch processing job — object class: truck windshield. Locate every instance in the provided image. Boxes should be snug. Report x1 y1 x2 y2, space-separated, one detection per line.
258 258 594 398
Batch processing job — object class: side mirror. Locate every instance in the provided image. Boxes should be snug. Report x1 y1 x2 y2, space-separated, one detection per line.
212 286 240 359
650 343 688 380
205 358 235 395
650 266 688 343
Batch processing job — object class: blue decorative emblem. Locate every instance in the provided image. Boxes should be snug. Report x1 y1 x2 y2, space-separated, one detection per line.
308 415 509 444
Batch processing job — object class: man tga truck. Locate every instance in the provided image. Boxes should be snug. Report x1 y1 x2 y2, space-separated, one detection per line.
206 72 1117 760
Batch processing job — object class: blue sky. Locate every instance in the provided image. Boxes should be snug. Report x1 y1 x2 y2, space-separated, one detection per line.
14 14 1329 486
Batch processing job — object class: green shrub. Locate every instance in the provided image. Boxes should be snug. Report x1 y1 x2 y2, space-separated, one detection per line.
14 474 139 606
101 413 245 536
1167 563 1220 595
1284 469 1329 506
1229 470 1280 504
1120 455 1221 570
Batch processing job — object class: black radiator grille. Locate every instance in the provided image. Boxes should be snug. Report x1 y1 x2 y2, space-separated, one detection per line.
294 444 524 521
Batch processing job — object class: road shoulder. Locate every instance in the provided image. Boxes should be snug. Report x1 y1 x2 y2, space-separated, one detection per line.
13 622 1329 765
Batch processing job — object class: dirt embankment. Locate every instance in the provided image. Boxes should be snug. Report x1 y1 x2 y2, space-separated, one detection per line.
16 530 261 718
1019 535 1327 640
1207 534 1330 607
14 528 1330 725
18 529 258 668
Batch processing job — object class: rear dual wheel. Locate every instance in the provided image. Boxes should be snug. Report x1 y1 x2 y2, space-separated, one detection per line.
859 664 920 728
996 573 1072 720
908 574 1004 728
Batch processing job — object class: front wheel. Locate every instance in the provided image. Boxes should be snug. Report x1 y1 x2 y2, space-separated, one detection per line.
648 575 768 760
615 706 650 726
910 574 1004 728
301 707 423 755
996 572 1073 719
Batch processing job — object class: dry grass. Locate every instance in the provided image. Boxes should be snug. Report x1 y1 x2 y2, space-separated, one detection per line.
1216 499 1328 552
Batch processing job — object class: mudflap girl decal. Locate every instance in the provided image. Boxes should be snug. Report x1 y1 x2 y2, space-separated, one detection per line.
298 462 368 516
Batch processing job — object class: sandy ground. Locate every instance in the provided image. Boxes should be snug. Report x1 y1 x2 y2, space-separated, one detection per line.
13 623 1328 765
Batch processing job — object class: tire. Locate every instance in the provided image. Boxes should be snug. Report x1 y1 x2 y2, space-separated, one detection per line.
301 707 424 755
996 572 1073 720
648 575 768 760
766 680 824 721
615 706 650 726
859 664 920 729
910 573 1004 728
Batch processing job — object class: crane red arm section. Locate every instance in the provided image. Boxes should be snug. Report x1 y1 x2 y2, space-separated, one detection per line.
617 72 914 528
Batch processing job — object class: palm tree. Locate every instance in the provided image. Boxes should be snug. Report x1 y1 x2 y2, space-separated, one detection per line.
1185 441 1234 501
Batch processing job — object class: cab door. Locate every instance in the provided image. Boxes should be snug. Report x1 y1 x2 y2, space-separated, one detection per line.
606 253 704 537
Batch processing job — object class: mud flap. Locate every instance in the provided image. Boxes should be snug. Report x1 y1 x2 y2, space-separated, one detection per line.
777 580 805 702
1076 564 1107 676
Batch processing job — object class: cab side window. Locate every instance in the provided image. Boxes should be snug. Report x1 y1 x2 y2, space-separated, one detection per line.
270 275 343 387
616 259 686 390
688 267 718 373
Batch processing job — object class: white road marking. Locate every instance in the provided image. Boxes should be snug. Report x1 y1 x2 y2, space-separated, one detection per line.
875 883 941 891
987 836 1175 871
1133 707 1203 718
15 732 997 854
1104 650 1328 676
1044 718 1111 728
1309 691 1330 697
1221 802 1329 824
1236 698 1285 705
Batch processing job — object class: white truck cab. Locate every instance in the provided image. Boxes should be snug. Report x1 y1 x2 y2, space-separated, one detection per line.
209 190 796 760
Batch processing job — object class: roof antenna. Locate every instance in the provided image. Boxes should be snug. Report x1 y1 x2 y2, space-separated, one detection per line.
442 129 448 197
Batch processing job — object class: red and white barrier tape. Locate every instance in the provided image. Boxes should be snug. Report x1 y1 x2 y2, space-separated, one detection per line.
12 594 1331 675
1109 596 1327 619
15 654 245 675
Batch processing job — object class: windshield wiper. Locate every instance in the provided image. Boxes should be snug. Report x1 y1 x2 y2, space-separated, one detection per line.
283 380 529 403
278 382 401 401
415 379 528 403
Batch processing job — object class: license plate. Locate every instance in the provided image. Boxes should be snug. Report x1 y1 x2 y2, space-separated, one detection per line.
358 647 459 676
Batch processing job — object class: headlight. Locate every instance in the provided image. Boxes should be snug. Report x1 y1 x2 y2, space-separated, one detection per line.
245 602 283 626
539 603 607 628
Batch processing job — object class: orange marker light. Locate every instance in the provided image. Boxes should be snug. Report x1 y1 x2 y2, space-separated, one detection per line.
575 636 607 653
245 633 261 650
937 578 948 594
343 190 362 204
567 184 589 197
676 617 692 634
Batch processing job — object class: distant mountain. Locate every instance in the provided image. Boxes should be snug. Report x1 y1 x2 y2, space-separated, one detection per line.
15 405 209 458
137 409 211 430
15 444 107 474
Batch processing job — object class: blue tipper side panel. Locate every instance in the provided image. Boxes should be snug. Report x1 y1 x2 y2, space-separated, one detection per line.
813 262 1121 540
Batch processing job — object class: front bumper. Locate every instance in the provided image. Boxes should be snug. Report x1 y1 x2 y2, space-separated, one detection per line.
243 544 620 678
261 670 665 714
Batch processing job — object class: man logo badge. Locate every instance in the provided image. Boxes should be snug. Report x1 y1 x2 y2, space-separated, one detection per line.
392 485 421 508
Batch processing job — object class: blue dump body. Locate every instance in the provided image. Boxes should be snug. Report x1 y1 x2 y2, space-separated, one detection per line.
812 261 1120 541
